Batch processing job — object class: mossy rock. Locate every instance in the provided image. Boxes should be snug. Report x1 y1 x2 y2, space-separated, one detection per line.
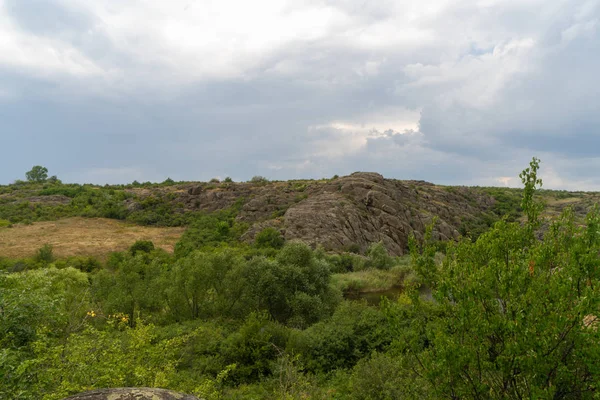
63 387 201 400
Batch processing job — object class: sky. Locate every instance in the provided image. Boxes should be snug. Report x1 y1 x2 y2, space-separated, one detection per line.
0 0 599 189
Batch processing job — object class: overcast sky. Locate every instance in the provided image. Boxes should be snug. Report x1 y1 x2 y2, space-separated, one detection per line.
1 0 599 189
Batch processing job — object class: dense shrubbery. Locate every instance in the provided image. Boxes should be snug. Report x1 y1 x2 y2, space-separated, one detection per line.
254 227 284 249
3 159 600 399
0 181 199 226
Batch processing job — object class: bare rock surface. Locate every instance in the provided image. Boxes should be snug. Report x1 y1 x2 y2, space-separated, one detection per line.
280 173 483 254
178 172 497 255
63 387 201 400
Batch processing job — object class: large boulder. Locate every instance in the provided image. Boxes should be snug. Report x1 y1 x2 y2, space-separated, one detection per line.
63 387 201 400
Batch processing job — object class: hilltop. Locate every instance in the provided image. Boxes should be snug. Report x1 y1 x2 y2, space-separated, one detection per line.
1 172 599 259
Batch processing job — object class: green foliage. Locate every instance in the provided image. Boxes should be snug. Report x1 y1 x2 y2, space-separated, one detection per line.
130 240 155 256
289 301 391 373
0 267 90 349
241 242 340 327
92 253 170 324
457 211 498 241
174 209 242 258
255 227 285 249
25 166 48 183
125 195 186 226
250 176 269 184
347 243 361 254
326 252 366 273
520 156 543 225
345 352 424 400
34 244 54 264
38 185 85 198
28 321 190 399
223 177 233 183
391 158 600 399
47 175 61 184
483 187 523 220
365 241 394 270
53 256 101 273
5 158 600 399
221 312 289 383
164 249 247 321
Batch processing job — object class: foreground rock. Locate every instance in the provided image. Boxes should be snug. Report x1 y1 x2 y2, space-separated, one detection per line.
63 387 201 400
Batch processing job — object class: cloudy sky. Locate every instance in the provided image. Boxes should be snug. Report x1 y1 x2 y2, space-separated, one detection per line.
1 0 599 189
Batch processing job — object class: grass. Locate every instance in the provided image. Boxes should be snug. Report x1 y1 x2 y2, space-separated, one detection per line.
332 269 401 294
331 256 414 294
0 217 185 260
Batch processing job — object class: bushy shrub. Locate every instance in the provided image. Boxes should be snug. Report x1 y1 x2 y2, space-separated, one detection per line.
288 301 392 373
129 240 155 256
250 176 268 184
345 352 425 399
54 256 102 273
35 244 54 264
255 227 284 249
241 242 340 327
347 243 360 254
365 241 394 270
326 252 365 273
174 212 239 258
221 312 289 383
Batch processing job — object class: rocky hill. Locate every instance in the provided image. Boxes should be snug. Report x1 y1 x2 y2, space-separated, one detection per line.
166 172 497 255
3 172 599 257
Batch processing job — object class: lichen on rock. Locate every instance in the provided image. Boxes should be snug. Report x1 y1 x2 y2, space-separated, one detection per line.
63 387 202 400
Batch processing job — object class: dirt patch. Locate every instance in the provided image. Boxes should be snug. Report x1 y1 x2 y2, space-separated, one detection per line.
0 217 185 260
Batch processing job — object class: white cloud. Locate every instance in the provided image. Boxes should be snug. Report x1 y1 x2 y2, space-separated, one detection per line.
0 7 107 78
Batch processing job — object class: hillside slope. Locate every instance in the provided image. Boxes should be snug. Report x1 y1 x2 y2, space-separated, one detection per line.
2 172 599 257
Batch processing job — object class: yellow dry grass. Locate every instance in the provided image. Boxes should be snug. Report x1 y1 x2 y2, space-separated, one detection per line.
0 217 185 260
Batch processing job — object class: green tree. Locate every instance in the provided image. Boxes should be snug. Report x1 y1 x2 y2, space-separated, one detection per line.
242 242 339 327
25 165 49 183
164 249 247 320
394 158 600 399
289 301 391 373
0 267 91 399
35 243 54 264
92 254 167 325
365 241 394 270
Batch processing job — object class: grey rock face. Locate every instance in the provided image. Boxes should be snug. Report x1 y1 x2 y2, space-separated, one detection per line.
175 173 497 255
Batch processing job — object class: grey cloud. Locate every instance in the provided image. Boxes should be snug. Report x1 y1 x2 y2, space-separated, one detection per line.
1 0 600 189
4 0 92 36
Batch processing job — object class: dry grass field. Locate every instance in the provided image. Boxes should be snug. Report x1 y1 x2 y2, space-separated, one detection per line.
0 217 185 259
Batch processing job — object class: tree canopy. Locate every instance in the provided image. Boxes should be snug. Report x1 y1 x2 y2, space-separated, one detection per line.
25 165 49 182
